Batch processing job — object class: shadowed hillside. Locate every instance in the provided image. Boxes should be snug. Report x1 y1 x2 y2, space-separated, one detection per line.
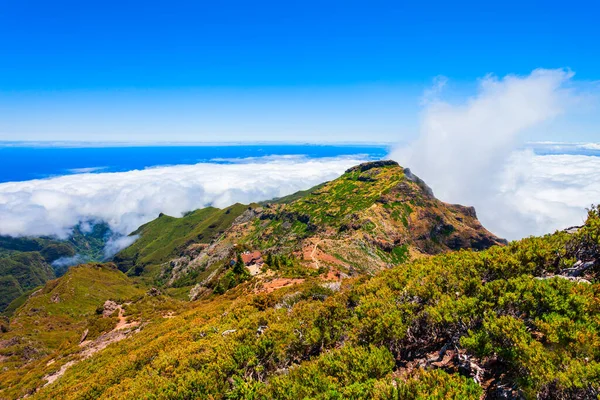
0 224 113 313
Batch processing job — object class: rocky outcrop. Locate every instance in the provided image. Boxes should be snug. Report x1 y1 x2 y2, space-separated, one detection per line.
403 168 434 198
345 160 399 173
102 300 119 317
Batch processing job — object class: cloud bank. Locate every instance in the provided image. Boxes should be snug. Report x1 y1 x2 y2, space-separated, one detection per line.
390 68 599 239
0 156 365 243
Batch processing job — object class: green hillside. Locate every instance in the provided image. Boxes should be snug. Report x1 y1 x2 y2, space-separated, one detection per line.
2 206 595 400
0 236 70 312
0 252 55 311
0 263 149 396
113 203 249 277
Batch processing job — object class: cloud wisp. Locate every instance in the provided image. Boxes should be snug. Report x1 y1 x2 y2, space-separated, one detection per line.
390 68 599 239
0 156 366 246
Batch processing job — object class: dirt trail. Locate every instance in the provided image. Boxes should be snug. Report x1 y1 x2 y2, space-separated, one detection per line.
114 305 137 330
311 240 321 269
256 278 304 294
43 304 140 387
44 360 76 386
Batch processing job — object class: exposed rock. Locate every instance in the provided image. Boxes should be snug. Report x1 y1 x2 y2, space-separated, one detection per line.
146 287 162 296
256 325 267 336
403 168 434 197
79 329 88 343
189 284 210 301
233 207 261 224
491 385 523 399
345 160 399 173
321 281 341 292
536 275 591 284
450 204 478 219
561 260 595 277
102 300 119 317
563 225 583 234
0 337 19 350
457 353 485 384
182 243 208 258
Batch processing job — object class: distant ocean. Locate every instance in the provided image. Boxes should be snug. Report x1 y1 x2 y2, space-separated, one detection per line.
1 142 598 184
0 144 390 183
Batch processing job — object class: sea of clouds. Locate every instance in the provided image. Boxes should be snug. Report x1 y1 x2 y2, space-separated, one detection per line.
0 156 366 255
390 68 600 240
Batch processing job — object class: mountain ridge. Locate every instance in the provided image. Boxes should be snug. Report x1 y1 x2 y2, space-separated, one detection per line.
115 160 504 299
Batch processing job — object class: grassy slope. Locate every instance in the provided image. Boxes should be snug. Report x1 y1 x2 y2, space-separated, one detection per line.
14 209 600 400
113 203 249 276
0 263 147 397
287 163 404 226
4 263 144 350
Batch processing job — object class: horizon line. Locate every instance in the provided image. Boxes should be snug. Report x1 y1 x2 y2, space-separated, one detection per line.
0 140 397 148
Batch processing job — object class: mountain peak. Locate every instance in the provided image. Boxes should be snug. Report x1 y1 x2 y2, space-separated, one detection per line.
109 161 505 295
344 159 400 174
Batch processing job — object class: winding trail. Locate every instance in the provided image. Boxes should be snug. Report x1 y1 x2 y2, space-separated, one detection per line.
114 305 137 330
310 240 321 269
43 303 139 388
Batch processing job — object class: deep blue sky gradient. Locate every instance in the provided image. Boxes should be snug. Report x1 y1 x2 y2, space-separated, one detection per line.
3 1 599 88
1 1 598 142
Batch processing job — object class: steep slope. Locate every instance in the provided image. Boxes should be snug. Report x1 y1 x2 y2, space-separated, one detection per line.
0 252 55 312
146 161 504 298
113 203 249 277
0 237 71 312
8 206 599 400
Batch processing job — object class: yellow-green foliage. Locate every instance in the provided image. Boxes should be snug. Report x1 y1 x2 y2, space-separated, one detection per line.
3 209 600 400
289 163 404 226
373 369 483 399
0 263 147 397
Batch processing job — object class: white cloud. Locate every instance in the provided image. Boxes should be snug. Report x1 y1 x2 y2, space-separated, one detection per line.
51 254 85 268
491 151 600 238
0 156 366 240
390 68 600 240
103 234 140 258
68 166 107 174
579 143 600 151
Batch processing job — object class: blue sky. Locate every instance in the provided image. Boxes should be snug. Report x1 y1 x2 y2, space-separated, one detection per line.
1 0 599 143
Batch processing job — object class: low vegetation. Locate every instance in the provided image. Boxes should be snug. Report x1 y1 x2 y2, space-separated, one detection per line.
1 162 598 399
0 206 596 399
